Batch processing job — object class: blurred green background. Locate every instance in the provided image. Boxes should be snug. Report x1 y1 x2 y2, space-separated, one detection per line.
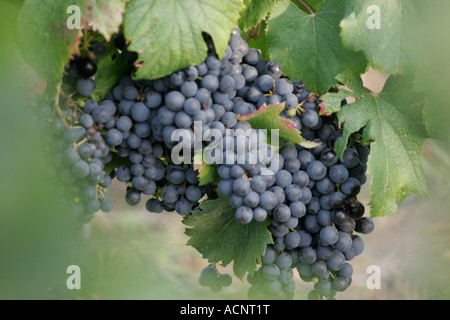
0 0 449 300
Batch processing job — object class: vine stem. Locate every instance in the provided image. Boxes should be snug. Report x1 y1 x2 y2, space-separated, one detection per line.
51 83 69 127
297 0 314 15
253 23 262 40
244 26 256 42
244 23 262 42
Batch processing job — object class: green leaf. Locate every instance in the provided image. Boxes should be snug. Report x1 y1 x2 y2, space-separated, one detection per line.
193 149 221 186
84 0 126 41
267 0 366 94
319 89 353 116
238 0 276 32
291 0 325 14
335 68 366 98
183 196 272 280
17 0 127 93
335 75 428 217
17 0 82 89
92 46 130 99
123 0 245 80
237 103 312 147
198 165 220 186
340 0 420 74
421 100 450 141
412 0 450 142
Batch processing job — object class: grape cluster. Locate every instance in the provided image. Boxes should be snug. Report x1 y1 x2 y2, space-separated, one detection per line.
190 36 375 299
76 72 215 216
198 264 233 293
50 27 375 299
244 106 373 300
86 28 280 217
36 101 114 224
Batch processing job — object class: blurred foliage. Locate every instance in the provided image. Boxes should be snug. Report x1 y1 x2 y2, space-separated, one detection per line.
0 0 76 299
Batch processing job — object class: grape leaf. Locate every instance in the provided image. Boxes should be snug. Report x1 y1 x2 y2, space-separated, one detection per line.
335 75 428 217
17 0 82 89
84 0 126 41
293 0 326 14
237 103 307 146
267 0 366 94
183 196 272 280
238 0 276 32
335 68 366 98
340 0 420 74
193 149 221 187
92 46 130 99
197 165 220 187
319 89 353 116
17 0 127 93
123 0 244 80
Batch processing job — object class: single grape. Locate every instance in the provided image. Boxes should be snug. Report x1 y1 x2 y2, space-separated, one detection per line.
76 78 95 96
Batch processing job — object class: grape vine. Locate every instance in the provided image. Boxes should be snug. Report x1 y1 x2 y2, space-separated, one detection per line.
8 0 446 300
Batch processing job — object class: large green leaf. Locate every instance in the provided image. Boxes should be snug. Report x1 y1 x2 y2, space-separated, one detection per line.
267 0 366 94
123 0 244 80
335 75 428 217
238 0 276 32
292 0 326 14
340 0 420 74
17 0 127 92
183 196 272 280
17 0 82 89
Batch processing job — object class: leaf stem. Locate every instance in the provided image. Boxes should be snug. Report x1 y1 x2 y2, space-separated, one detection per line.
253 23 262 40
244 26 256 42
297 0 314 15
52 83 69 127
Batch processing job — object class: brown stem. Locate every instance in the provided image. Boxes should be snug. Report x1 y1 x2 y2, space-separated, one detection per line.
253 23 262 40
52 83 69 127
244 23 263 42
244 26 256 42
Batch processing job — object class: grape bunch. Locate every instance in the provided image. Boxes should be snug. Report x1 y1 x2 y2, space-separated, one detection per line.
182 33 374 299
241 97 373 299
198 264 233 293
78 73 215 217
35 100 114 224
45 26 375 300
245 131 373 300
